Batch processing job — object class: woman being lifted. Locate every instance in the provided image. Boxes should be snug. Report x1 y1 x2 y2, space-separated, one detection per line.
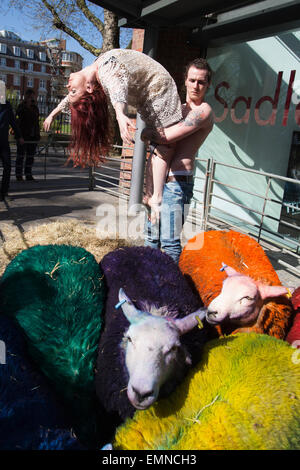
44 49 210 219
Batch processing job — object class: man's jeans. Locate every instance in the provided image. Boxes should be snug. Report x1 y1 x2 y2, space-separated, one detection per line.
0 142 11 196
145 180 194 264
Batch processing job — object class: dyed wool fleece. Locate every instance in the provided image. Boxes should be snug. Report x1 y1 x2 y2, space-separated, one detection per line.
0 244 106 447
179 230 293 338
286 287 300 348
0 315 83 450
113 333 300 450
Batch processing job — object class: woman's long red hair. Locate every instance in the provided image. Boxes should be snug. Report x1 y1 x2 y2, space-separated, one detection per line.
69 82 111 167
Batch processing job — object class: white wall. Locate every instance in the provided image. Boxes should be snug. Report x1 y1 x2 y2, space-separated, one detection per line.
195 31 300 232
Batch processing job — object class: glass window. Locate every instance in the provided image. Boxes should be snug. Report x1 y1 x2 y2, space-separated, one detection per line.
0 57 6 66
41 64 46 73
13 46 21 56
26 49 34 59
28 63 33 71
27 77 33 87
39 79 46 89
39 51 46 61
15 60 20 69
13 75 20 85
0 74 7 83
0 43 7 54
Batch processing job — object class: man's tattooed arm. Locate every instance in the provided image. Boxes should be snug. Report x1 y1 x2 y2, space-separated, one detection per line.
141 107 211 144
183 109 204 127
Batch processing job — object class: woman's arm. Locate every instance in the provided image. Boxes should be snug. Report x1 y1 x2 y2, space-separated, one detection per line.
98 57 137 144
114 102 137 144
141 104 213 144
43 96 70 131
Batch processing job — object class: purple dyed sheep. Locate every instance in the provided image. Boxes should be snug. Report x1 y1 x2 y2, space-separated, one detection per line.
95 246 208 422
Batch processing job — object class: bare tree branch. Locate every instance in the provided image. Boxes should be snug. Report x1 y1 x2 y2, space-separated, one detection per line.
75 0 104 33
41 0 101 55
5 0 131 57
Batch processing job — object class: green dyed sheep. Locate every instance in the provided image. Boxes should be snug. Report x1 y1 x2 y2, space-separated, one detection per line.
113 333 300 450
0 244 106 447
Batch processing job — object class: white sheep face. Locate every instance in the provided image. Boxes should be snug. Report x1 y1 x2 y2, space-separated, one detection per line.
206 264 289 326
118 288 206 410
207 275 261 325
124 317 183 409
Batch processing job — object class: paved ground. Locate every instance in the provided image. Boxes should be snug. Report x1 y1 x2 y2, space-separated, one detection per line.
1 152 299 288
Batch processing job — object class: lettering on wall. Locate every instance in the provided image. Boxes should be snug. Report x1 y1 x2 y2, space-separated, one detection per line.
214 70 300 126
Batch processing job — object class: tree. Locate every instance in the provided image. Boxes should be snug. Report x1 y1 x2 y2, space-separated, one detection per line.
5 0 132 57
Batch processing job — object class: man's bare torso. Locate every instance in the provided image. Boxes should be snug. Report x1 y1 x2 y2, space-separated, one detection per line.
170 102 213 173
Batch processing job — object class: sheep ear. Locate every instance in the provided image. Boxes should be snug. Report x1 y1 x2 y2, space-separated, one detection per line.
222 263 240 277
118 288 150 324
173 308 207 336
256 283 289 300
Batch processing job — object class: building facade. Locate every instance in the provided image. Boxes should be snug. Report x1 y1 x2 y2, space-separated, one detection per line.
40 38 83 99
0 30 51 100
0 30 83 101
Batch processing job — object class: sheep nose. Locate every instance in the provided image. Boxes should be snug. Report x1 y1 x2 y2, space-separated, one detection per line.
132 386 154 402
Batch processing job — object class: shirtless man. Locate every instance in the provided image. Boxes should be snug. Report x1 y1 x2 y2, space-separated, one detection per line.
142 58 213 263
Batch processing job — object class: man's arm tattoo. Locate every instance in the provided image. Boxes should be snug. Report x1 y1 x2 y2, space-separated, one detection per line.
184 110 204 127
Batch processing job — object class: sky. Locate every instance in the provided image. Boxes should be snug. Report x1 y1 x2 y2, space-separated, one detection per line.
0 2 131 67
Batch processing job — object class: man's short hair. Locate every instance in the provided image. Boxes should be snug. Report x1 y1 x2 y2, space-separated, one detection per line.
184 58 212 83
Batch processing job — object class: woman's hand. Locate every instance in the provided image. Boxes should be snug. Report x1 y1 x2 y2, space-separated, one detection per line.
43 115 54 132
117 113 137 145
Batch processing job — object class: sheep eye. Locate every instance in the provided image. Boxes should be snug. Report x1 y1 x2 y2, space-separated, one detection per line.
124 334 132 343
240 296 254 303
165 345 178 355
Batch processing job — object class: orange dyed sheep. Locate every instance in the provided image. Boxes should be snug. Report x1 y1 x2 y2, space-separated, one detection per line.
179 230 294 339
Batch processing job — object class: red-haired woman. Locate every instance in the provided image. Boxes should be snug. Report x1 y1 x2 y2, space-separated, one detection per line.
43 49 204 217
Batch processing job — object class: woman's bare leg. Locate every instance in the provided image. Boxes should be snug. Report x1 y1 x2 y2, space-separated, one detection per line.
143 149 154 206
146 143 176 223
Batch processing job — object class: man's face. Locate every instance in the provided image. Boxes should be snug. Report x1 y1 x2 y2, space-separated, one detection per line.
185 66 210 103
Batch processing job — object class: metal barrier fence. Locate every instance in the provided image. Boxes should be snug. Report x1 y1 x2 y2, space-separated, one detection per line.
192 157 300 275
90 145 133 200
91 152 300 274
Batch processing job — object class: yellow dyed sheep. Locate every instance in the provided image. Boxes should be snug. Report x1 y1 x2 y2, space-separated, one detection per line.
113 333 300 450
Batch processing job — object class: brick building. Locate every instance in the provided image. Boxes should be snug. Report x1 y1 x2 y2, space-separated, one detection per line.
0 30 83 101
40 38 83 99
0 30 52 100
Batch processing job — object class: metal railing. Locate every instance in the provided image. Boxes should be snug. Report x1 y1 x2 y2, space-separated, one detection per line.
91 152 300 266
89 145 133 199
203 159 299 249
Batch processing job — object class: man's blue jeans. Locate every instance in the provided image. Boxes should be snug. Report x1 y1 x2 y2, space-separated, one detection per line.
144 180 194 264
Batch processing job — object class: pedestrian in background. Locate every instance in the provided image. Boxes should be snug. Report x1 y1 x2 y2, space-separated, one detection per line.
0 81 24 201
16 89 40 181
